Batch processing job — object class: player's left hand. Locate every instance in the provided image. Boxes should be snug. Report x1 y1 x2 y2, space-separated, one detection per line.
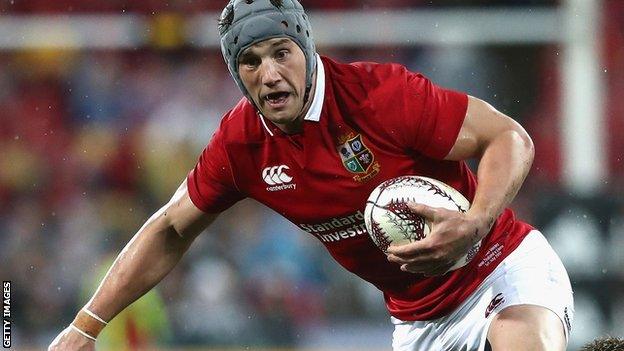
386 202 491 276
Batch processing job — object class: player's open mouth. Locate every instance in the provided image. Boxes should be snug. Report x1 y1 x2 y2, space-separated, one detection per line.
264 92 290 108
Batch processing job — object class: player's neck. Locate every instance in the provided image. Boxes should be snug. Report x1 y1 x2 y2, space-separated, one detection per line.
278 117 304 134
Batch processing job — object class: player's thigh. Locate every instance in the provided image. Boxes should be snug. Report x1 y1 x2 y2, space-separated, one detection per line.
487 304 566 351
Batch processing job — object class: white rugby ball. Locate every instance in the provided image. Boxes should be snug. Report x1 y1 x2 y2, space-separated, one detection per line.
364 175 481 272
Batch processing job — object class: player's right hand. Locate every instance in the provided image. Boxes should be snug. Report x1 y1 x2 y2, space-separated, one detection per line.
386 202 489 276
48 326 96 351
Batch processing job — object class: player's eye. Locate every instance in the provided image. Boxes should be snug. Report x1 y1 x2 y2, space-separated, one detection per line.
240 56 261 70
238 55 262 69
275 49 289 61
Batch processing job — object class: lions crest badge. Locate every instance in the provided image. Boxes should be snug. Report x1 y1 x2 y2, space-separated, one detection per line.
337 133 380 183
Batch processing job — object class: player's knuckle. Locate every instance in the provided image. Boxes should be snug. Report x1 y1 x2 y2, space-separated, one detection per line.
421 242 436 251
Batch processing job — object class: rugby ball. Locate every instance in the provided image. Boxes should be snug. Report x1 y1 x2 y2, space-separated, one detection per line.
364 175 481 271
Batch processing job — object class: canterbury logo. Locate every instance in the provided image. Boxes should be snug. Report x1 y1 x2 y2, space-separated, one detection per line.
262 165 293 185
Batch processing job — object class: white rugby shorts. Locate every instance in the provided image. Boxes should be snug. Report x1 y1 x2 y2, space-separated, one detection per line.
391 230 574 351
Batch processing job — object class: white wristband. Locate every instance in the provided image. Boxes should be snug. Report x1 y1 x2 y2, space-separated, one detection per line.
70 324 97 342
82 308 108 325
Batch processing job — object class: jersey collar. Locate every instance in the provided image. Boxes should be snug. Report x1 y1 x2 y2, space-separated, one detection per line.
259 54 325 136
302 54 325 123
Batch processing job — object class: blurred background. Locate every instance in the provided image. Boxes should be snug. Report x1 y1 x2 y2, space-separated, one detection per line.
0 0 622 350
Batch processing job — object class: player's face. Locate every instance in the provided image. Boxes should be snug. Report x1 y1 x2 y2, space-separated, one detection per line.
238 38 308 129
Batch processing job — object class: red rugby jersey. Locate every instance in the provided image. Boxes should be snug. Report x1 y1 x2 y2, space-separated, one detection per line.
187 55 533 321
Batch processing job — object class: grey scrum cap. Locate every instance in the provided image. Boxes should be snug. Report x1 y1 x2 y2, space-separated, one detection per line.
218 0 316 105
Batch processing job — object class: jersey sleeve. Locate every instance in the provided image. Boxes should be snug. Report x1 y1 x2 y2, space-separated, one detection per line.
186 124 244 213
373 65 468 160
405 72 468 159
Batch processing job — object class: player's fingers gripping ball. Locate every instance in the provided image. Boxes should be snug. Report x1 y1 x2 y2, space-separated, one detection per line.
364 176 482 272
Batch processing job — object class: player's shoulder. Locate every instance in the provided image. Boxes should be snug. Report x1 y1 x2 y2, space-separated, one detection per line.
215 98 266 143
321 55 413 87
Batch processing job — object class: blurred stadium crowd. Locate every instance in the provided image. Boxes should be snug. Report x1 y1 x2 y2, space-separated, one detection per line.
0 0 567 13
0 0 623 350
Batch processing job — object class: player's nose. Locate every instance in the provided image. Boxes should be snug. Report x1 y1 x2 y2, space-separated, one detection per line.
260 60 281 86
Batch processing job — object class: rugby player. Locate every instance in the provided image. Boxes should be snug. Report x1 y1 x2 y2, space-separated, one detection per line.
49 0 574 350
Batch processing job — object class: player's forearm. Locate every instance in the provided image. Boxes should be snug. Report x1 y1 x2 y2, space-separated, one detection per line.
83 214 194 322
467 129 534 238
79 181 214 325
53 181 214 344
